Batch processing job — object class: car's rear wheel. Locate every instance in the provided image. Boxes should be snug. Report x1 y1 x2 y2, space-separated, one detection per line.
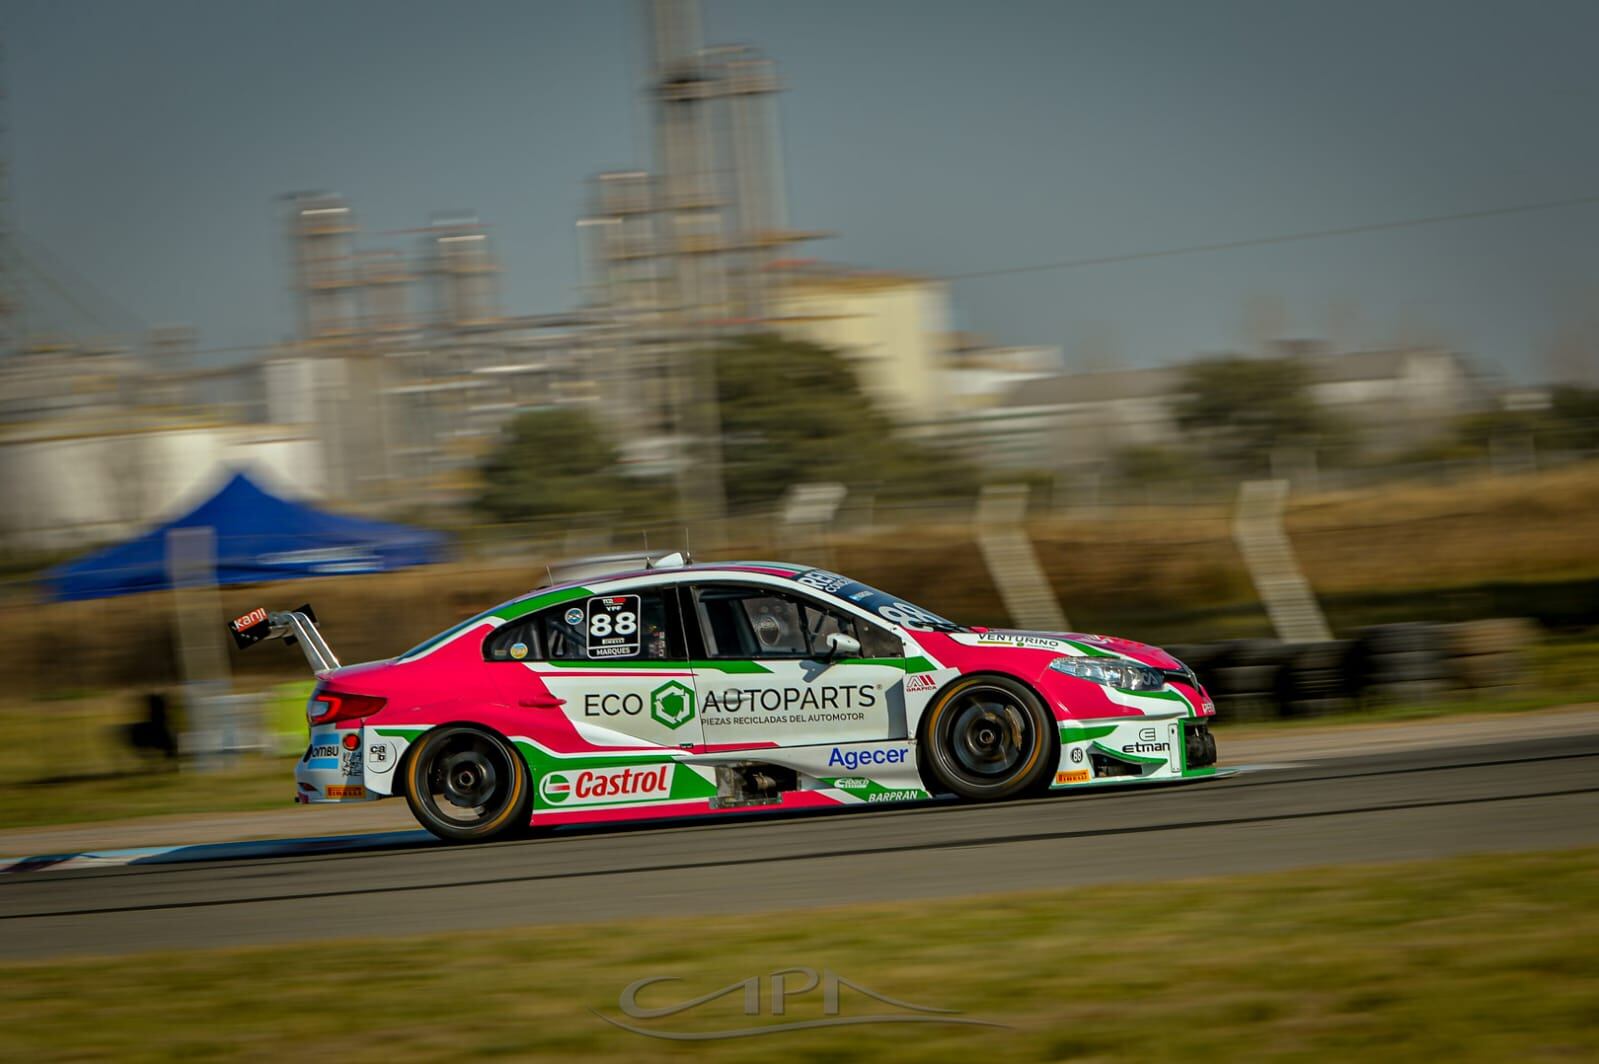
403 726 531 843
920 676 1054 799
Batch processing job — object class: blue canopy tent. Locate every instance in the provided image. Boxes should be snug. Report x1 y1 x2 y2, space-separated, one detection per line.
44 470 449 602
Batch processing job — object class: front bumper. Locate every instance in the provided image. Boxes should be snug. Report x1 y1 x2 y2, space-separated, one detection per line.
1051 712 1221 788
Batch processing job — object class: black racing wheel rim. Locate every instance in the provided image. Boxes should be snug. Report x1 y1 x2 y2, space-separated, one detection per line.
933 683 1041 787
417 730 519 829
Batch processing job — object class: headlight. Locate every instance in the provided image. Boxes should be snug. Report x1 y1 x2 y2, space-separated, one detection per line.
1048 655 1165 691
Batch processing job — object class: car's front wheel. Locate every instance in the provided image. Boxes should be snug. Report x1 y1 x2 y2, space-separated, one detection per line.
403 726 532 843
920 676 1055 799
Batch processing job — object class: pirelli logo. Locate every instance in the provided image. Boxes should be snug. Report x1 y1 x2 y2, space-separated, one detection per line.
1054 769 1092 785
325 784 366 799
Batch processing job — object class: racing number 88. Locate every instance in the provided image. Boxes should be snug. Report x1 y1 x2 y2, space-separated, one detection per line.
590 612 637 638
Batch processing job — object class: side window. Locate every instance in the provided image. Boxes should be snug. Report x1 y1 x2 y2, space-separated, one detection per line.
484 616 541 662
852 618 904 659
799 599 903 658
539 601 591 660
691 584 905 660
484 591 685 661
693 586 802 657
745 595 809 655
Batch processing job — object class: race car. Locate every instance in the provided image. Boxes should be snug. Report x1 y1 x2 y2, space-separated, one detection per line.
232 555 1222 843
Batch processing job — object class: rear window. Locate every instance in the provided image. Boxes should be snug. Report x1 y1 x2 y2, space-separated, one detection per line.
399 590 580 660
484 591 686 662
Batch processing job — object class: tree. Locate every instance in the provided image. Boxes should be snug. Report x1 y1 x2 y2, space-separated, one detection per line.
1549 385 1599 450
475 407 667 524
474 337 979 524
1444 386 1599 458
1173 356 1352 475
1452 408 1546 452
1113 443 1204 486
709 334 979 511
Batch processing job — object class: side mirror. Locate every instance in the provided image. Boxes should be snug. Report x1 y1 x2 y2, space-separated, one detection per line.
824 633 862 660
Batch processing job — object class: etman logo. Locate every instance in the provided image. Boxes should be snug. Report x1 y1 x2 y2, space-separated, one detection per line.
1121 724 1171 756
593 967 1006 1040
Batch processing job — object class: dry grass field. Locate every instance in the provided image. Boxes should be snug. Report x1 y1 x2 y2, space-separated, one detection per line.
1286 461 1599 592
2 461 1596 692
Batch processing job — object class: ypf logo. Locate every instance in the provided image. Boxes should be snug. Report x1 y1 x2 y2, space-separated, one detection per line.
540 772 573 804
651 680 696 729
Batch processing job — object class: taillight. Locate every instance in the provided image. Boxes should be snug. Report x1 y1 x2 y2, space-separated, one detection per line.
309 690 387 725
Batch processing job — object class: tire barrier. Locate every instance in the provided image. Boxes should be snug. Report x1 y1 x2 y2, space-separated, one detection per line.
1358 623 1452 705
1171 618 1536 722
1281 639 1360 718
1168 640 1288 724
1442 617 1537 691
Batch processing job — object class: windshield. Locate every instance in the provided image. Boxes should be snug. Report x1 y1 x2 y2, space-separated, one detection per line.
791 569 963 631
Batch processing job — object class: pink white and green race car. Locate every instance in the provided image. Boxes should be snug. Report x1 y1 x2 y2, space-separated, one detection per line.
232 556 1222 843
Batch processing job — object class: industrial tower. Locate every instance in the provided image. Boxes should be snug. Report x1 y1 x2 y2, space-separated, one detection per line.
578 0 819 524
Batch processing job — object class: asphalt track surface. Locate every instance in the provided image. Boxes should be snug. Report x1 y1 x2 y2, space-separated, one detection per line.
3 731 1597 960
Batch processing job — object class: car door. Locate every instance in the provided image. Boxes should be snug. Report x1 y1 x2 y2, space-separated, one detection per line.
485 584 704 752
683 581 911 748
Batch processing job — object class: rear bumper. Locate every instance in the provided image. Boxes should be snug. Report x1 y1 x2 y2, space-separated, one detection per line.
294 726 379 804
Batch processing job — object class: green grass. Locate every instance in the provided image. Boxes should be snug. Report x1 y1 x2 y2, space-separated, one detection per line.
2 848 1597 1061
0 758 296 832
0 685 309 832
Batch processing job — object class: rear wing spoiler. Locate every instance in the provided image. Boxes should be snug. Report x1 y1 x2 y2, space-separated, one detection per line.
227 604 341 674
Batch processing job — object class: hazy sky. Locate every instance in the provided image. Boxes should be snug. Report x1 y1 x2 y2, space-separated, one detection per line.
4 0 1598 380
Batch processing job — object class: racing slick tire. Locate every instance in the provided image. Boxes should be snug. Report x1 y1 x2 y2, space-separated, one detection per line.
402 725 532 843
919 675 1055 800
